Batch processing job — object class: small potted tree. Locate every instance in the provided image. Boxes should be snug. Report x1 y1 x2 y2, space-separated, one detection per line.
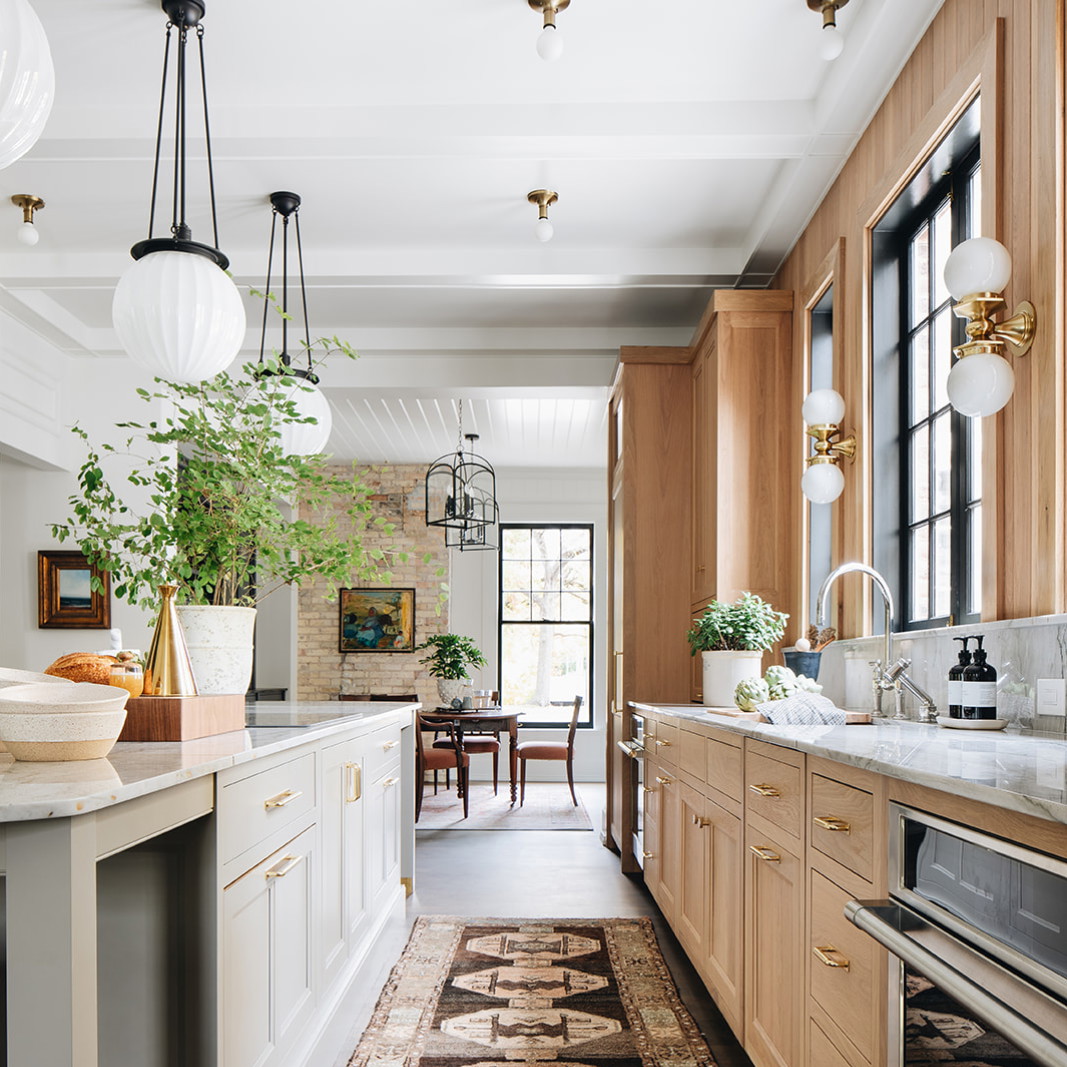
687 592 788 707
416 634 488 707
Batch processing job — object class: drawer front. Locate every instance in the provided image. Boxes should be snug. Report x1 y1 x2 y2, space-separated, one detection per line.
811 773 875 880
809 870 879 1063
706 736 742 802
649 719 679 765
678 729 705 782
220 752 317 866
809 1019 858 1067
365 721 403 781
745 749 802 839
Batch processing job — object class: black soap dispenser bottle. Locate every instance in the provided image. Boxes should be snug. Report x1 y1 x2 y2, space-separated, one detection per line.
961 636 998 720
948 637 972 718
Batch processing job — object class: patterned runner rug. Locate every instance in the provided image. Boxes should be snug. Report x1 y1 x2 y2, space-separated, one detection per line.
417 783 594 830
347 916 717 1067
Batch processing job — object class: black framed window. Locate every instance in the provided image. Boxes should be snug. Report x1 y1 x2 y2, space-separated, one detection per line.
498 524 593 728
873 104 981 631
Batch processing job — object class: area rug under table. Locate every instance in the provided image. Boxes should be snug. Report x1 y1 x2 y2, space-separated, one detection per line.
417 783 594 830
347 916 717 1067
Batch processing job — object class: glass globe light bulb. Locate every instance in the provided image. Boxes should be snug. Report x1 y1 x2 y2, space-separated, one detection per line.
943 236 1013 300
536 217 554 243
801 388 846 426
801 463 845 504
537 25 564 61
16 220 38 246
946 352 1015 417
820 26 844 61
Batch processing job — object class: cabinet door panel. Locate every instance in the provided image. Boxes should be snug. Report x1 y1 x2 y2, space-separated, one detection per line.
272 838 315 1048
676 783 708 956
704 798 743 1037
366 764 402 909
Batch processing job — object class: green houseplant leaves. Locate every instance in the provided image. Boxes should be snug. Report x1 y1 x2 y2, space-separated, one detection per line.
686 592 789 654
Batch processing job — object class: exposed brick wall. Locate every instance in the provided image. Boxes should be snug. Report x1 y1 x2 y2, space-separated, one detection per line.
297 464 450 702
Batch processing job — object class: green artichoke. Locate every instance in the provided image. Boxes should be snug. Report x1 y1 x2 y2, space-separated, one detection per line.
794 674 823 694
735 676 771 711
763 664 798 700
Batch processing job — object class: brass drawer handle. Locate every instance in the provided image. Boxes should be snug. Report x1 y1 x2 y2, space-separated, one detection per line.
654 738 671 747
642 850 654 860
813 945 850 970
382 739 400 751
345 762 362 803
654 775 674 786
814 815 851 833
692 814 711 828
749 783 781 798
264 788 303 810
749 845 781 863
265 854 302 880
642 784 657 794
611 708 623 716
383 775 400 788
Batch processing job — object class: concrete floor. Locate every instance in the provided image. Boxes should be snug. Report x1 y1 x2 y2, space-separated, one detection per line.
325 782 753 1067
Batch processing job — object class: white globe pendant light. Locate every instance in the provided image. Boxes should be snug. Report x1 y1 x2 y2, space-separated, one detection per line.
0 0 54 170
113 1 244 385
279 376 333 456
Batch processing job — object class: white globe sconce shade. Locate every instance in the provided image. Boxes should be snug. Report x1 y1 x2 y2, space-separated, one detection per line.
279 378 332 456
113 250 246 385
946 352 1015 418
0 0 54 170
802 462 845 504
802 388 846 427
943 236 1012 301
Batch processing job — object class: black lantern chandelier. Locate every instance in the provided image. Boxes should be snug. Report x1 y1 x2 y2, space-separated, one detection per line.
425 404 500 552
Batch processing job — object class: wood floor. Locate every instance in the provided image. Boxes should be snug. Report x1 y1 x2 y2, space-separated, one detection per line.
324 782 753 1067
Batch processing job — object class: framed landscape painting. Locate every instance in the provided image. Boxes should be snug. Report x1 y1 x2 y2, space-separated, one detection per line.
38 550 111 629
339 588 415 653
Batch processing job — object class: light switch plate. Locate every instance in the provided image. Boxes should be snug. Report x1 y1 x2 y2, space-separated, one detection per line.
1036 678 1067 718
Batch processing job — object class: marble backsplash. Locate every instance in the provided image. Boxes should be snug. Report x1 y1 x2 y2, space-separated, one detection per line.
815 613 1067 734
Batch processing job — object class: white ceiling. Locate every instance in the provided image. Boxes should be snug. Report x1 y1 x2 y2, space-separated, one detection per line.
1 0 943 468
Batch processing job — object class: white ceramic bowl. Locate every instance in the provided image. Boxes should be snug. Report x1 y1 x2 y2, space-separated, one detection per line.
0 707 128 762
0 682 129 715
0 667 75 689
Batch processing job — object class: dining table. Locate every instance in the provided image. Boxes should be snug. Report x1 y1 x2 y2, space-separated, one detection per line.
418 708 524 803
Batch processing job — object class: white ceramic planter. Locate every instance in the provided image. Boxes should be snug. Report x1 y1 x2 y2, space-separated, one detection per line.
701 650 764 708
176 605 257 696
436 677 469 707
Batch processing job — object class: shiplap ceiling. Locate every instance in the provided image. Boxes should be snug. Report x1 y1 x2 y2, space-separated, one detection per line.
1 0 944 468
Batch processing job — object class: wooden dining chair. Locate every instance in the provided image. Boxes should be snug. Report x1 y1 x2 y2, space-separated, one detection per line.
515 696 583 806
434 731 500 793
416 713 469 820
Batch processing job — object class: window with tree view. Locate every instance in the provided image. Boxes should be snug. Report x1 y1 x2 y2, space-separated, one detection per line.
499 524 593 728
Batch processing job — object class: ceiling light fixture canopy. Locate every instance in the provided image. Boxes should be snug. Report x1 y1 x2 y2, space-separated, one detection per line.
112 0 245 385
11 194 44 247
528 189 559 242
256 191 332 456
528 0 570 61
807 0 849 61
0 0 54 170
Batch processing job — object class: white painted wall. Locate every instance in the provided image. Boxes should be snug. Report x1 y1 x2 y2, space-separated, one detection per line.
448 467 608 783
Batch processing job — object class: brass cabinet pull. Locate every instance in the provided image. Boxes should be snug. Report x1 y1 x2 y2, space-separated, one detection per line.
749 783 781 798
382 739 400 751
749 845 781 863
654 738 671 747
642 850 654 860
345 762 362 803
611 708 623 717
813 945 850 970
654 775 674 786
265 854 302 880
642 784 657 794
382 776 400 788
614 650 624 657
692 814 711 828
814 815 851 834
264 788 303 810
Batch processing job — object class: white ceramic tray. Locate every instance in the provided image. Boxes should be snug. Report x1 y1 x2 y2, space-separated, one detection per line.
936 715 1007 731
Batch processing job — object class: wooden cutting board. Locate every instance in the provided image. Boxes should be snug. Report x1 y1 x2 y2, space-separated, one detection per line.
709 707 872 725
119 693 246 741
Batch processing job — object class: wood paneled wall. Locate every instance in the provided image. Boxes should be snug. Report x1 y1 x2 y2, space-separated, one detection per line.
772 0 1066 633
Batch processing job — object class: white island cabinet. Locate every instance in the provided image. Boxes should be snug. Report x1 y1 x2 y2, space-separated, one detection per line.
0 702 416 1067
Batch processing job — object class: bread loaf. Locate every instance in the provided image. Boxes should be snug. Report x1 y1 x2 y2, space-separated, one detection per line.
44 652 119 686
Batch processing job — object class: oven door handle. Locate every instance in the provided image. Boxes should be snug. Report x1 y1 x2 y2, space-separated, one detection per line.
616 741 644 759
846 900 1067 1067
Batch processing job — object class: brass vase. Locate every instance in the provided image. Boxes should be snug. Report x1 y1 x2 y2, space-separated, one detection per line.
143 584 198 696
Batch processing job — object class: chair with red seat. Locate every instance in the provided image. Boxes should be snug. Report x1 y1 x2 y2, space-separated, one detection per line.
431 690 502 793
515 696 582 806
416 713 469 820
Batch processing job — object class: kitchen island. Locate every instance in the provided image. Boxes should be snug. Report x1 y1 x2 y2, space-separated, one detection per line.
0 701 417 1067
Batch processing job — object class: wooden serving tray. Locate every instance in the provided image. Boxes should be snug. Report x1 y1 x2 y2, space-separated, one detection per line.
119 693 246 741
711 707 871 725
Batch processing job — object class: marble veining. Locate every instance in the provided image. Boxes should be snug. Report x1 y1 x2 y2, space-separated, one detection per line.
633 701 1067 826
0 702 415 822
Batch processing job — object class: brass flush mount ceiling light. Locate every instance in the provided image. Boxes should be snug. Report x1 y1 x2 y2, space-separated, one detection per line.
527 189 559 242
801 388 856 504
807 0 849 61
528 0 570 61
11 194 43 247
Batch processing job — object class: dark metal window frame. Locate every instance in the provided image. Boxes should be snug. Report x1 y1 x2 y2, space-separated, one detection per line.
497 522 595 730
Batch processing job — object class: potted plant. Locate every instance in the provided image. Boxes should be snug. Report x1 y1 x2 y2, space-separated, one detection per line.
52 349 402 695
687 592 788 707
416 633 487 706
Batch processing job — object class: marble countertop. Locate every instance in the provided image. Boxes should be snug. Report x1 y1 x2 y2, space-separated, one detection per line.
0 702 416 822
631 702 1067 825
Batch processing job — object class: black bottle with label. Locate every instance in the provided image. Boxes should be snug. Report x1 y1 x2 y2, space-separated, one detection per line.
960 636 998 720
948 637 972 718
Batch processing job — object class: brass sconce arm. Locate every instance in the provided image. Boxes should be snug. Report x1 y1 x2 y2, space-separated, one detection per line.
951 293 1037 359
805 423 856 466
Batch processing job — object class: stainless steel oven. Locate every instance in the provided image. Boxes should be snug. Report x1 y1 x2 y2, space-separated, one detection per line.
617 711 646 869
847 803 1067 1066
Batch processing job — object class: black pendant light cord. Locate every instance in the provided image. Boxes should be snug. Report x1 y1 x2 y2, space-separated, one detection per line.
258 211 278 366
172 20 186 239
196 25 221 251
147 23 172 241
294 213 313 371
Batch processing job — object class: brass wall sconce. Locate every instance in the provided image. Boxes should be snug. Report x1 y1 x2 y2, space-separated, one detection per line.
11 193 43 246
807 0 849 60
528 189 559 242
802 388 856 504
943 236 1036 418
528 0 570 61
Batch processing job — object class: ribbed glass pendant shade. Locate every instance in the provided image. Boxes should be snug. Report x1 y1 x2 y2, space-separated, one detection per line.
113 250 246 384
280 379 332 456
0 0 54 170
